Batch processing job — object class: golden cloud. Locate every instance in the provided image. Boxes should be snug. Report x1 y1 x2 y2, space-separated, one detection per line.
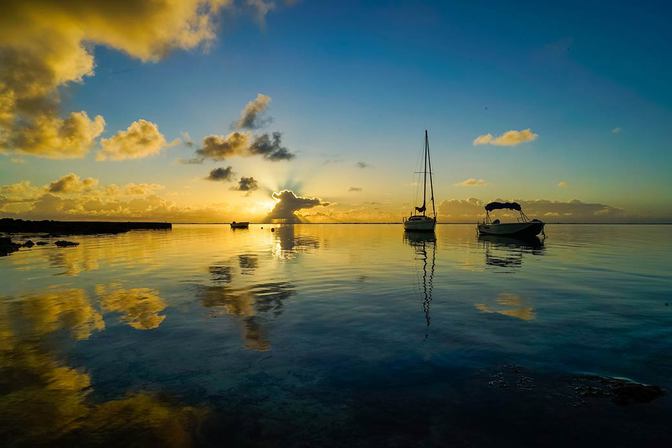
473 129 538 146
456 178 487 187
0 173 235 222
0 0 228 158
48 173 99 193
97 119 174 161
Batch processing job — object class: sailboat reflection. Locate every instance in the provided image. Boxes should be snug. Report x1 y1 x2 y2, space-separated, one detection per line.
478 234 544 271
404 232 436 337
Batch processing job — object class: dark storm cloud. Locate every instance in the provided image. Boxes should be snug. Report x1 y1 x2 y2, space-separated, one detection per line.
249 132 295 161
205 166 235 182
195 131 295 161
266 190 329 223
196 132 249 161
231 176 259 192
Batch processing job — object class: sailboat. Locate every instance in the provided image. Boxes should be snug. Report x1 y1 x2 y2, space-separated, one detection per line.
404 130 437 232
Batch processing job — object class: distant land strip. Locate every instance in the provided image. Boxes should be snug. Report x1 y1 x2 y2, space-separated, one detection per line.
0 218 171 235
174 222 672 225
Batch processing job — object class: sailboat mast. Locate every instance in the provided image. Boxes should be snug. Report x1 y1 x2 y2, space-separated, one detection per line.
427 131 436 219
422 130 428 216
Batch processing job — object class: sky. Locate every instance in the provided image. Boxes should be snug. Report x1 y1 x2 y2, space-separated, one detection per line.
1 0 671 223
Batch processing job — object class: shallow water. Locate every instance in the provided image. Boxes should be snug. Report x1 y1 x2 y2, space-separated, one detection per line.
1 224 671 446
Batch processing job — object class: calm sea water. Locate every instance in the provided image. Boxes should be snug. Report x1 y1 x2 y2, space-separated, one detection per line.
1 224 671 446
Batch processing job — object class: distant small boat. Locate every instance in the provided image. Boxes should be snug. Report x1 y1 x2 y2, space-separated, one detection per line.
477 202 544 237
404 130 437 232
230 221 249 229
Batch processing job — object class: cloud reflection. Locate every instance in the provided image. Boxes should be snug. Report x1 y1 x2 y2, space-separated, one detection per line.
97 285 167 330
475 293 536 321
272 224 320 260
197 262 295 351
0 289 205 446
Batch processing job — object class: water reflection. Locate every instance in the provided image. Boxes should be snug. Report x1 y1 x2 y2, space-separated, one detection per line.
1 288 104 341
479 234 545 271
97 285 167 330
0 289 204 446
238 254 258 274
272 224 320 259
209 263 233 284
405 233 436 336
475 292 536 321
198 259 295 350
47 248 100 276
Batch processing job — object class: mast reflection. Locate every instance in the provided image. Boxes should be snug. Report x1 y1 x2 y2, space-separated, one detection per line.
404 232 436 337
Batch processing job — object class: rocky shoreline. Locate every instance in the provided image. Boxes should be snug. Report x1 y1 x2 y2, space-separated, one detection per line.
0 218 171 235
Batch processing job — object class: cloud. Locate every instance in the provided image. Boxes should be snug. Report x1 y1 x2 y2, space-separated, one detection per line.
356 161 371 168
236 93 271 129
197 131 250 160
456 178 487 187
473 129 538 146
97 119 173 161
48 173 99 193
438 198 625 223
612 127 622 134
349 186 363 192
231 176 259 192
3 111 106 159
0 0 227 158
0 173 236 222
196 131 294 161
558 181 568 188
178 157 206 165
124 183 164 195
246 0 276 25
266 190 329 223
249 132 295 160
206 166 235 182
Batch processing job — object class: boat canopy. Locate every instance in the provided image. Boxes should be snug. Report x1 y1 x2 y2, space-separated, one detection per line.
485 201 521 212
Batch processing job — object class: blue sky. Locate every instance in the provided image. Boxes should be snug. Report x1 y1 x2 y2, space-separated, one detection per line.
1 0 671 221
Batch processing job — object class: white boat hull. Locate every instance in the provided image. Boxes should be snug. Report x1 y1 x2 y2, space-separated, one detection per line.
404 217 436 232
477 220 544 237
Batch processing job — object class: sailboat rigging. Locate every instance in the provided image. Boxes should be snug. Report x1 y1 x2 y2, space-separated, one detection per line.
404 130 437 232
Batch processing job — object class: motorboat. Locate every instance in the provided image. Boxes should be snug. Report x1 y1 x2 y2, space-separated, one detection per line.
404 130 437 232
477 202 544 237
230 221 250 229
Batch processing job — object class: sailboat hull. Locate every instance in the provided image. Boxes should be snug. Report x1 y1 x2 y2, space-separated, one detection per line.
404 217 436 232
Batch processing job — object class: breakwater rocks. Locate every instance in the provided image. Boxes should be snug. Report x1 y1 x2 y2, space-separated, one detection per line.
0 237 22 256
0 218 171 235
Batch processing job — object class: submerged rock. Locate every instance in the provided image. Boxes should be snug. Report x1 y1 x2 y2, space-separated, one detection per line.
55 240 79 247
572 376 665 405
